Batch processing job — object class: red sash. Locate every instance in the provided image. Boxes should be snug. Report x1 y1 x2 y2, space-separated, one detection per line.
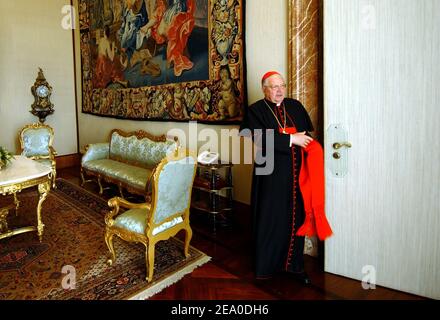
278 127 297 135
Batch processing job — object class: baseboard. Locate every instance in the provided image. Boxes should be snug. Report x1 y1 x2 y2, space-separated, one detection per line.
55 153 81 169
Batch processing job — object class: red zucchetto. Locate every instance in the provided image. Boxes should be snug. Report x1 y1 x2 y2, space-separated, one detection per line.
261 71 281 83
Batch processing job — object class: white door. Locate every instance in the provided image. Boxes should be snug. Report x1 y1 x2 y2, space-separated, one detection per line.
324 0 440 299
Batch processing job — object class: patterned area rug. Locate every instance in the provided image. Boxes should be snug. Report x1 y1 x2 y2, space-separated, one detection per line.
0 179 210 300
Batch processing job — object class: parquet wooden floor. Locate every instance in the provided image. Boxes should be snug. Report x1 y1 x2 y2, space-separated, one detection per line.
58 166 426 300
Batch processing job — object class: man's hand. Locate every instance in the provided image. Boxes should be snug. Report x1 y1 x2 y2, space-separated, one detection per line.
290 131 313 148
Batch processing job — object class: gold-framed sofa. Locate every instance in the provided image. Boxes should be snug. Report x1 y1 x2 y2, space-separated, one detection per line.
19 123 57 188
81 129 179 198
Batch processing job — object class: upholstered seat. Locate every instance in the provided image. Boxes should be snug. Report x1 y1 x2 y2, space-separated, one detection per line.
19 123 57 188
104 149 197 282
82 159 153 191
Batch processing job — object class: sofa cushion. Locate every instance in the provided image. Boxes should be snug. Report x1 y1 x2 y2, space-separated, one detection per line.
83 159 152 190
109 131 177 168
81 143 109 164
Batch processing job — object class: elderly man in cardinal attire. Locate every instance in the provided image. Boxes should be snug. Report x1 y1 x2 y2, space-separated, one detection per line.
240 71 333 284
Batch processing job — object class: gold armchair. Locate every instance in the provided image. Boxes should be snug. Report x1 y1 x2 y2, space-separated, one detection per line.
19 123 57 188
105 149 197 282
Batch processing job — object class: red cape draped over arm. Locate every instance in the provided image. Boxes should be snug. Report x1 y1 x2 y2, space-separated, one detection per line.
297 140 333 240
279 127 333 240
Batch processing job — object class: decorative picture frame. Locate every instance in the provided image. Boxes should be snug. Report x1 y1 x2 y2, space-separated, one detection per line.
78 0 246 123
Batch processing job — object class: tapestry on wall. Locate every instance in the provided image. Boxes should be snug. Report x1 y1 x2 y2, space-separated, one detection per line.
79 0 246 123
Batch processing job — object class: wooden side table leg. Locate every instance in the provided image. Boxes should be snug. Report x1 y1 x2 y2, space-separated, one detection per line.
227 167 233 208
0 207 11 234
13 192 20 216
210 169 218 233
37 181 50 242
211 169 217 212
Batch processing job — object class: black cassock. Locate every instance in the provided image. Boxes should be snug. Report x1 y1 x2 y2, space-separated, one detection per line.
240 98 314 277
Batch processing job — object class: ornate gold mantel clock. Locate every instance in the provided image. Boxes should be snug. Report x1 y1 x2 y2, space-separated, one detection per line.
30 68 54 123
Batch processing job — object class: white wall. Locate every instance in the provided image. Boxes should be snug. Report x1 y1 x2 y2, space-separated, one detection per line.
246 0 288 105
74 0 288 204
0 0 77 156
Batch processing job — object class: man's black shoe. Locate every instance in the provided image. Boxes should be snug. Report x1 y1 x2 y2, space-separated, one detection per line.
289 271 312 285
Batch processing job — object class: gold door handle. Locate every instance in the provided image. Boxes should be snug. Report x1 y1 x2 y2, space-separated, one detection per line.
333 142 352 150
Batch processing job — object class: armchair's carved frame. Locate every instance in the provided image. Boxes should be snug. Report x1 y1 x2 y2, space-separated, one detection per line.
19 123 57 189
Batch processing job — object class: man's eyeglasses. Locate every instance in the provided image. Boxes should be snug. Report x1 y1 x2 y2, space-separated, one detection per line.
265 84 287 90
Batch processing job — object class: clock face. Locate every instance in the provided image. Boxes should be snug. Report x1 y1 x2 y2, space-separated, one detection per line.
36 85 49 98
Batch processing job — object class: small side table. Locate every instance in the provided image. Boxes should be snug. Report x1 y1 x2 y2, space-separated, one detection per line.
191 161 233 231
0 156 52 241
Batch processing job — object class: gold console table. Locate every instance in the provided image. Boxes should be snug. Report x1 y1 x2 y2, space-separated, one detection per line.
0 155 51 241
